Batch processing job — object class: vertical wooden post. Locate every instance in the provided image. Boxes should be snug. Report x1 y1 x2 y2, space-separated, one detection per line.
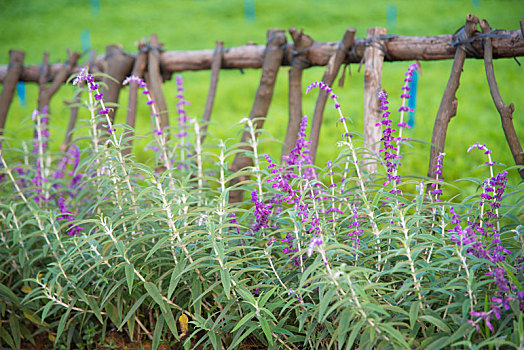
61 51 96 152
122 39 148 156
281 28 314 160
200 40 223 145
480 19 524 179
37 52 50 112
363 27 387 174
38 50 81 112
0 50 25 137
310 28 356 162
427 14 479 180
229 29 287 203
146 34 169 130
100 45 135 126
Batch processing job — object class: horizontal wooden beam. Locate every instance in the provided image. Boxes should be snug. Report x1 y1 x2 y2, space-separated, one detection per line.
1 29 523 83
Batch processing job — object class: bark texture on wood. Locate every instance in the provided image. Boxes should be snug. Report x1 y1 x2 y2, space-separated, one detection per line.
428 14 479 180
480 19 524 179
146 34 169 130
61 51 97 152
0 50 24 137
282 28 315 160
310 29 356 162
38 50 81 112
229 29 287 203
123 40 148 156
61 95 80 152
363 27 387 174
200 41 223 145
99 45 135 128
2 29 523 83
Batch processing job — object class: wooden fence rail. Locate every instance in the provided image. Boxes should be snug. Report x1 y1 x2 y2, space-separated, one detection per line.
0 15 523 201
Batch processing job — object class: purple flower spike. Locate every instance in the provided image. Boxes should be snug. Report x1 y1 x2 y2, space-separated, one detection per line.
307 237 323 257
123 75 145 86
377 90 403 190
251 190 272 232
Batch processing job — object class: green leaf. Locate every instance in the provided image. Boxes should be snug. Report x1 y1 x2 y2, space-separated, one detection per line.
144 282 165 312
378 323 410 349
229 324 258 349
8 313 20 350
318 287 337 322
232 311 255 333
426 336 450 350
409 302 420 330
104 303 121 326
167 265 183 300
125 263 134 293
86 296 104 324
220 268 231 299
419 315 451 333
115 240 126 257
258 286 277 308
152 314 164 350
0 326 15 350
346 320 365 350
500 262 523 291
0 283 20 306
259 317 274 347
161 306 179 341
337 308 352 348
56 299 75 343
119 294 148 330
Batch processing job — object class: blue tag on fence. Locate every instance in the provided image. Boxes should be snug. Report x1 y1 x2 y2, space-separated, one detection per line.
81 29 92 52
386 4 397 31
243 0 256 22
89 0 101 15
408 70 418 128
17 81 26 107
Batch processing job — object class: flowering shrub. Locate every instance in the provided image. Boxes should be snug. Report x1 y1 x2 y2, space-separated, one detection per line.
0 65 522 349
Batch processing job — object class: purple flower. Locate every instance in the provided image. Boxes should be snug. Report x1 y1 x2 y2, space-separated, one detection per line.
72 67 94 86
57 196 82 236
123 75 144 86
307 237 323 257
251 190 272 233
376 90 403 191
281 233 300 265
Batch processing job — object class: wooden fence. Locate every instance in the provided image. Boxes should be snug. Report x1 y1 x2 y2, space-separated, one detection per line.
0 14 523 201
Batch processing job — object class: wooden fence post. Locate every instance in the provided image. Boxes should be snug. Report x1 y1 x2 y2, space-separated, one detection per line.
310 28 356 162
61 51 97 152
200 41 224 145
122 39 148 156
0 50 24 138
480 19 524 179
427 14 479 181
100 45 135 129
229 29 287 203
146 34 169 130
38 50 81 112
282 28 315 160
363 27 387 174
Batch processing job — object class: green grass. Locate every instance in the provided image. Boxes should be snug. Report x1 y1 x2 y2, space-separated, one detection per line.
1 0 523 193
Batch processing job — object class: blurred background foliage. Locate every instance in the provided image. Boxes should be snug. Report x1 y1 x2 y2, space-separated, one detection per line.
0 0 522 194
